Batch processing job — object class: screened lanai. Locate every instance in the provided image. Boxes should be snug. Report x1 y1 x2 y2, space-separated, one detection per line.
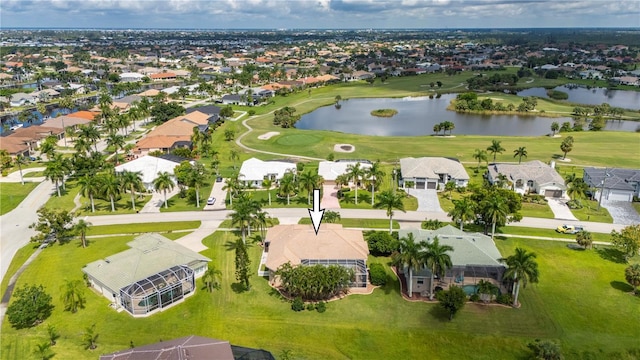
120 265 195 315
301 259 368 287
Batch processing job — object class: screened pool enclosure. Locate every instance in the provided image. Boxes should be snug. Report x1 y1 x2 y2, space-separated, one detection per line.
119 265 195 316
301 259 368 287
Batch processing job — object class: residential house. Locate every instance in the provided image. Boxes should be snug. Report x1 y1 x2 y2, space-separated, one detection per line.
134 111 210 155
397 226 506 297
487 160 566 197
399 157 469 190
583 167 640 202
83 233 211 317
114 155 186 191
220 94 243 105
119 72 145 82
238 157 296 188
318 160 372 185
264 224 369 288
0 136 31 157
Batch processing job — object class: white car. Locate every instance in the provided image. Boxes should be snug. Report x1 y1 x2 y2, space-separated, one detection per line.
207 197 216 205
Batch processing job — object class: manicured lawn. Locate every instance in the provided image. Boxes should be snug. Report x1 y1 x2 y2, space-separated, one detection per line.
159 184 213 212
570 199 613 223
339 189 418 211
78 194 152 215
0 182 38 215
2 232 639 359
22 171 43 178
520 202 555 219
86 221 201 236
633 202 640 216
218 218 280 229
496 226 612 243
298 217 400 229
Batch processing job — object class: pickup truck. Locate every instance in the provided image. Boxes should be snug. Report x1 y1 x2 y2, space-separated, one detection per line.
556 224 585 234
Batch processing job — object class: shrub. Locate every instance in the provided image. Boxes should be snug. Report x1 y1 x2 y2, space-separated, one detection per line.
369 263 387 286
469 293 480 302
546 89 569 100
315 301 326 313
296 162 305 172
365 231 398 256
496 293 513 305
422 219 445 230
566 199 583 209
306 303 315 311
6 284 54 329
326 153 335 161
291 297 304 312
248 109 256 116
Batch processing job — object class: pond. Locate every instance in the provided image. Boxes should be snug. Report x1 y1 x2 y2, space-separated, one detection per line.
295 95 639 136
518 86 640 110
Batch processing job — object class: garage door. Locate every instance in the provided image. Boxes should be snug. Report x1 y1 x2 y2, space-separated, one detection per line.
416 182 426 189
608 191 632 202
544 189 563 198
427 182 437 189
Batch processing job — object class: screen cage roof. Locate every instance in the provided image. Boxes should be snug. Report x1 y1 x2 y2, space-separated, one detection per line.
120 265 193 297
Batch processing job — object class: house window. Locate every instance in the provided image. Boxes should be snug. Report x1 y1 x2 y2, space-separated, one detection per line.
527 180 534 187
515 179 523 187
417 279 424 284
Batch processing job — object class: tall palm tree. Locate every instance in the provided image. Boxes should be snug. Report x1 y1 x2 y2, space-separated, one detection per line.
346 162 365 204
229 149 240 169
74 219 91 248
423 236 453 300
229 193 258 244
14 154 28 185
60 279 86 313
119 170 144 211
262 178 273 205
575 230 593 249
44 158 65 197
115 113 131 136
189 162 207 207
513 146 528 164
279 171 297 205
499 248 539 307
482 196 509 240
486 139 505 162
253 210 270 242
78 174 100 213
374 189 406 234
99 173 120 212
567 178 589 200
298 170 323 206
472 149 488 172
448 197 475 231
391 232 425 298
154 171 175 209
223 172 241 207
78 124 101 152
365 160 386 206
106 133 125 164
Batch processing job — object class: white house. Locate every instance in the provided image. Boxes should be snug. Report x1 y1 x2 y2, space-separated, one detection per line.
238 157 296 188
487 160 566 197
318 160 372 185
120 72 145 82
114 155 185 191
399 157 469 190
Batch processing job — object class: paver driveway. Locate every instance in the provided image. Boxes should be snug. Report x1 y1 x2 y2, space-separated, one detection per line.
602 199 640 225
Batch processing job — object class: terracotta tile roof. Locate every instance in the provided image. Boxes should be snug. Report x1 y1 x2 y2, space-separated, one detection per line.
42 116 92 129
10 125 63 139
150 72 177 79
135 135 190 150
66 111 99 121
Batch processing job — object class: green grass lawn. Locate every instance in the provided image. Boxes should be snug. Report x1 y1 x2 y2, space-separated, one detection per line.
338 189 418 211
2 231 639 359
632 202 640 216
86 221 201 236
298 217 400 229
570 199 613 223
0 182 38 215
520 202 555 219
496 226 612 243
22 171 43 178
159 185 213 212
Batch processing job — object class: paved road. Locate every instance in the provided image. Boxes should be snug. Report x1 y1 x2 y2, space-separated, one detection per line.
0 180 55 283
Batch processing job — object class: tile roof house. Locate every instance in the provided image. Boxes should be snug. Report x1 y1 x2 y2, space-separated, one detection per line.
318 160 372 185
397 225 506 297
134 111 209 155
583 167 640 202
83 233 211 317
399 157 469 190
115 155 186 191
238 157 297 188
264 224 369 288
487 160 566 198
0 136 31 157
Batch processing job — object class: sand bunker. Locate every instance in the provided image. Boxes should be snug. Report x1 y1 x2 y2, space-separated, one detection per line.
334 144 355 153
258 131 280 140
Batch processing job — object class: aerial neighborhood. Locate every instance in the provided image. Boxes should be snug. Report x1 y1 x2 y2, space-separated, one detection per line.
0 23 639 360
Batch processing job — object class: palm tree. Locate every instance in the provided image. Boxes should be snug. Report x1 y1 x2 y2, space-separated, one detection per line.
229 149 240 169
391 233 425 298
423 236 453 300
189 163 207 207
472 149 488 172
202 265 222 292
106 133 125 164
78 124 101 152
575 230 593 249
487 139 505 162
365 160 386 206
262 178 273 205
74 219 91 248
298 170 323 206
253 210 270 242
513 146 528 164
44 158 65 197
77 174 99 212
374 189 406 234
14 154 28 185
154 171 175 209
476 279 498 303
119 170 144 211
99 173 120 212
625 264 640 295
335 173 351 189
482 196 509 240
550 121 559 136
499 248 539 307
278 171 297 205
346 162 365 204
33 342 54 360
448 197 475 231
567 178 589 200
60 279 86 313
223 172 241 207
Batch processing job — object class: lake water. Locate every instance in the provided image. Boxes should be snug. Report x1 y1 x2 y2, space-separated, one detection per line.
295 95 639 136
518 86 640 110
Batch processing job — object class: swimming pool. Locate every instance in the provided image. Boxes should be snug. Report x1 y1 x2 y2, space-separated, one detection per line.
462 284 501 296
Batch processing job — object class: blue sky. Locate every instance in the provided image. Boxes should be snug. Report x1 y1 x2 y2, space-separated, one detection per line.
2 0 639 29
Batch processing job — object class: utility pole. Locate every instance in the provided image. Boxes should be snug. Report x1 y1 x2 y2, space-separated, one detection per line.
597 168 609 211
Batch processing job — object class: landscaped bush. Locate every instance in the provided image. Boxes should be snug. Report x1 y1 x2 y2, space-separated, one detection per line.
315 301 326 313
567 199 583 209
306 303 315 311
365 231 398 256
291 297 304 312
369 263 387 286
496 293 513 305
422 219 445 230
296 162 305 172
523 194 547 204
469 293 480 302
248 109 256 116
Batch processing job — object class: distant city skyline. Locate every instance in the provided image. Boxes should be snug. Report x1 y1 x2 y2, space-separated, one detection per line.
2 0 639 30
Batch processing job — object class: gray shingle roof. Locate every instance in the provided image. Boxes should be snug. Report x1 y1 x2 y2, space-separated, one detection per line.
488 160 565 186
83 234 210 294
400 157 469 180
584 167 640 192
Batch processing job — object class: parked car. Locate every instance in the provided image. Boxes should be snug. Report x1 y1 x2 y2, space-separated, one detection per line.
556 224 585 234
207 197 216 205
216 176 223 182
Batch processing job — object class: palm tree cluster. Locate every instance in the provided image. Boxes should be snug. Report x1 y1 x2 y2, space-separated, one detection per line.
78 170 145 212
392 233 453 299
275 262 353 301
499 247 539 307
432 121 455 136
229 192 270 244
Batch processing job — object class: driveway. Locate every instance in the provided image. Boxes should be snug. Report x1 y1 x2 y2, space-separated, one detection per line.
601 199 640 225
203 179 228 211
546 197 578 221
321 184 340 209
403 188 443 212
